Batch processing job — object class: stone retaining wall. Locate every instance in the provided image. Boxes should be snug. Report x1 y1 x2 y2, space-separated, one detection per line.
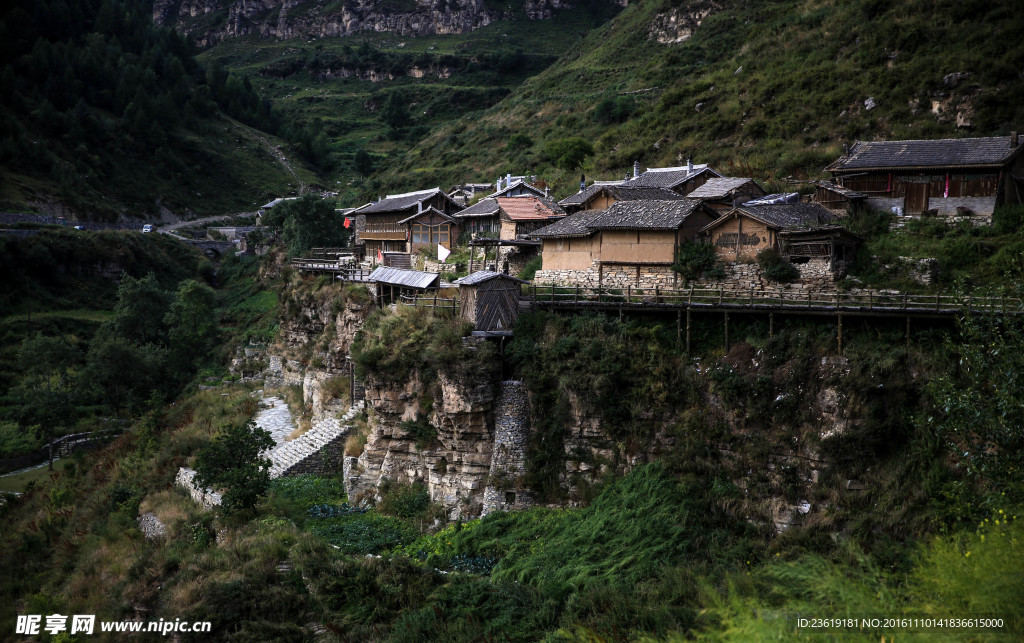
175 467 222 509
482 381 534 516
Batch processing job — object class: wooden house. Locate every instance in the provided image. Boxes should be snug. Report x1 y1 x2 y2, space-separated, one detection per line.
826 134 1024 216
812 181 868 215
686 177 767 213
353 188 460 263
491 176 547 198
399 207 460 255
779 226 860 273
699 202 840 262
453 197 501 236
558 185 686 214
454 271 528 332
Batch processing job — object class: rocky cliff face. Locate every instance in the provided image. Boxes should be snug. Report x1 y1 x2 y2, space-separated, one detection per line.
153 0 581 46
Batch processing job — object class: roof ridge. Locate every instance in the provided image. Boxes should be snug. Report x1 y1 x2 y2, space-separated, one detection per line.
854 135 1009 145
384 187 441 199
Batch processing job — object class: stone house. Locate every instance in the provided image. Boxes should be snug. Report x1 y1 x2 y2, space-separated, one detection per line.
700 202 840 262
623 161 722 195
825 134 1024 217
353 188 461 263
490 175 547 198
686 177 767 213
532 199 718 288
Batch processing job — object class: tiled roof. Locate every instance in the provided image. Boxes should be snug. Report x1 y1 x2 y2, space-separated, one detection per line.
490 179 546 198
827 136 1022 171
687 177 761 199
531 209 607 238
356 188 447 214
588 199 706 230
368 267 440 289
454 197 501 217
559 185 687 207
497 196 565 221
624 165 720 189
732 203 837 229
454 270 529 286
397 207 457 225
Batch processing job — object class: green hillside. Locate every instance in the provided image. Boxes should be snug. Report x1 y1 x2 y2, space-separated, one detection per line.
376 0 1024 198
0 0 317 220
197 2 622 204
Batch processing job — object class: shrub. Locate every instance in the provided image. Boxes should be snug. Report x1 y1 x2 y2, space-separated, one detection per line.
672 241 722 281
757 248 800 283
543 137 594 171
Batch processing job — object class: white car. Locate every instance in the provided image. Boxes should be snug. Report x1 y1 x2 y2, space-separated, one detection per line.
142 224 154 233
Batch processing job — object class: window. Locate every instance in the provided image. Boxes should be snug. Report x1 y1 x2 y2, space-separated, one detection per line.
412 223 450 244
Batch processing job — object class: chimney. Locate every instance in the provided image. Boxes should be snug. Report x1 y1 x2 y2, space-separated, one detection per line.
1012 131 1019 148
580 174 586 192
544 186 549 198
687 158 693 173
506 173 512 187
418 199 423 214
633 160 640 179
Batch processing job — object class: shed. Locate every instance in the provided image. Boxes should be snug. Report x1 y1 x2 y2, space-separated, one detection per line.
369 266 440 305
454 271 528 332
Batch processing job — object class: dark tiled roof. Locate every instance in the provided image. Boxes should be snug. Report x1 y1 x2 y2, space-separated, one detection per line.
624 165 720 189
827 136 1021 171
531 209 608 238
736 203 837 229
357 188 446 215
490 179 546 198
559 185 686 207
687 177 761 199
397 207 457 225
454 270 529 286
588 199 706 230
454 198 501 217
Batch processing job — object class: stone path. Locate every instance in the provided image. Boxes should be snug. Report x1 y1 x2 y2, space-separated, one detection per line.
253 396 298 445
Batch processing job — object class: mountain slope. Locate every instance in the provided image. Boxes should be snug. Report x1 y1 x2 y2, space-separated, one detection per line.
376 0 1024 198
0 0 316 220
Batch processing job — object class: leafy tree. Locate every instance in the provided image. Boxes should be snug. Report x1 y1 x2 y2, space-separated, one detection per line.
82 331 166 415
275 194 350 257
544 137 594 170
672 241 723 281
16 334 79 468
109 272 171 346
507 132 532 154
757 248 800 283
165 279 218 372
928 293 1024 485
194 420 274 513
380 91 409 131
354 147 374 177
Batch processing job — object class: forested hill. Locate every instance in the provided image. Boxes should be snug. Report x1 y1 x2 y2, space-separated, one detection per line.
376 0 1024 198
0 0 315 220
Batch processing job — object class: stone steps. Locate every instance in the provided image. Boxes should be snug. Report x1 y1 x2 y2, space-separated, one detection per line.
268 401 363 478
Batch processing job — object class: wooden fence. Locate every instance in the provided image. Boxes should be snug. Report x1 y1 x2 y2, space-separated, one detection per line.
398 294 460 314
290 258 374 282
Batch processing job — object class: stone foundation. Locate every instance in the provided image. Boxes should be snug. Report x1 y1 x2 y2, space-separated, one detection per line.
175 467 222 509
482 381 534 516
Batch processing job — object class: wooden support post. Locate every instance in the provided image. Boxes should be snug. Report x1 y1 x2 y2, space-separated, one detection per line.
655 285 660 304
619 305 623 323
677 309 681 346
626 285 631 304
837 314 843 355
906 315 911 347
724 311 729 354
686 308 692 355
749 284 754 306
769 312 774 339
935 293 940 312
574 284 579 304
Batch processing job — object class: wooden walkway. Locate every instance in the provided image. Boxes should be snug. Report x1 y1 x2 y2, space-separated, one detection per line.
526 284 1024 353
527 284 1024 318
290 258 374 281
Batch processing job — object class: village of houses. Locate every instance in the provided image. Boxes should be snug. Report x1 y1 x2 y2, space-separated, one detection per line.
273 133 1024 324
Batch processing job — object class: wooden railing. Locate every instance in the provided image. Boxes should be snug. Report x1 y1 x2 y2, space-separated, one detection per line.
398 294 459 313
290 258 373 282
527 284 1024 316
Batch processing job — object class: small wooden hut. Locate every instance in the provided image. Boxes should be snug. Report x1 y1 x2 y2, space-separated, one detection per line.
454 271 528 332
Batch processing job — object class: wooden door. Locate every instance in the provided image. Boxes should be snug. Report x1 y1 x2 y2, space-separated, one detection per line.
905 183 929 214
